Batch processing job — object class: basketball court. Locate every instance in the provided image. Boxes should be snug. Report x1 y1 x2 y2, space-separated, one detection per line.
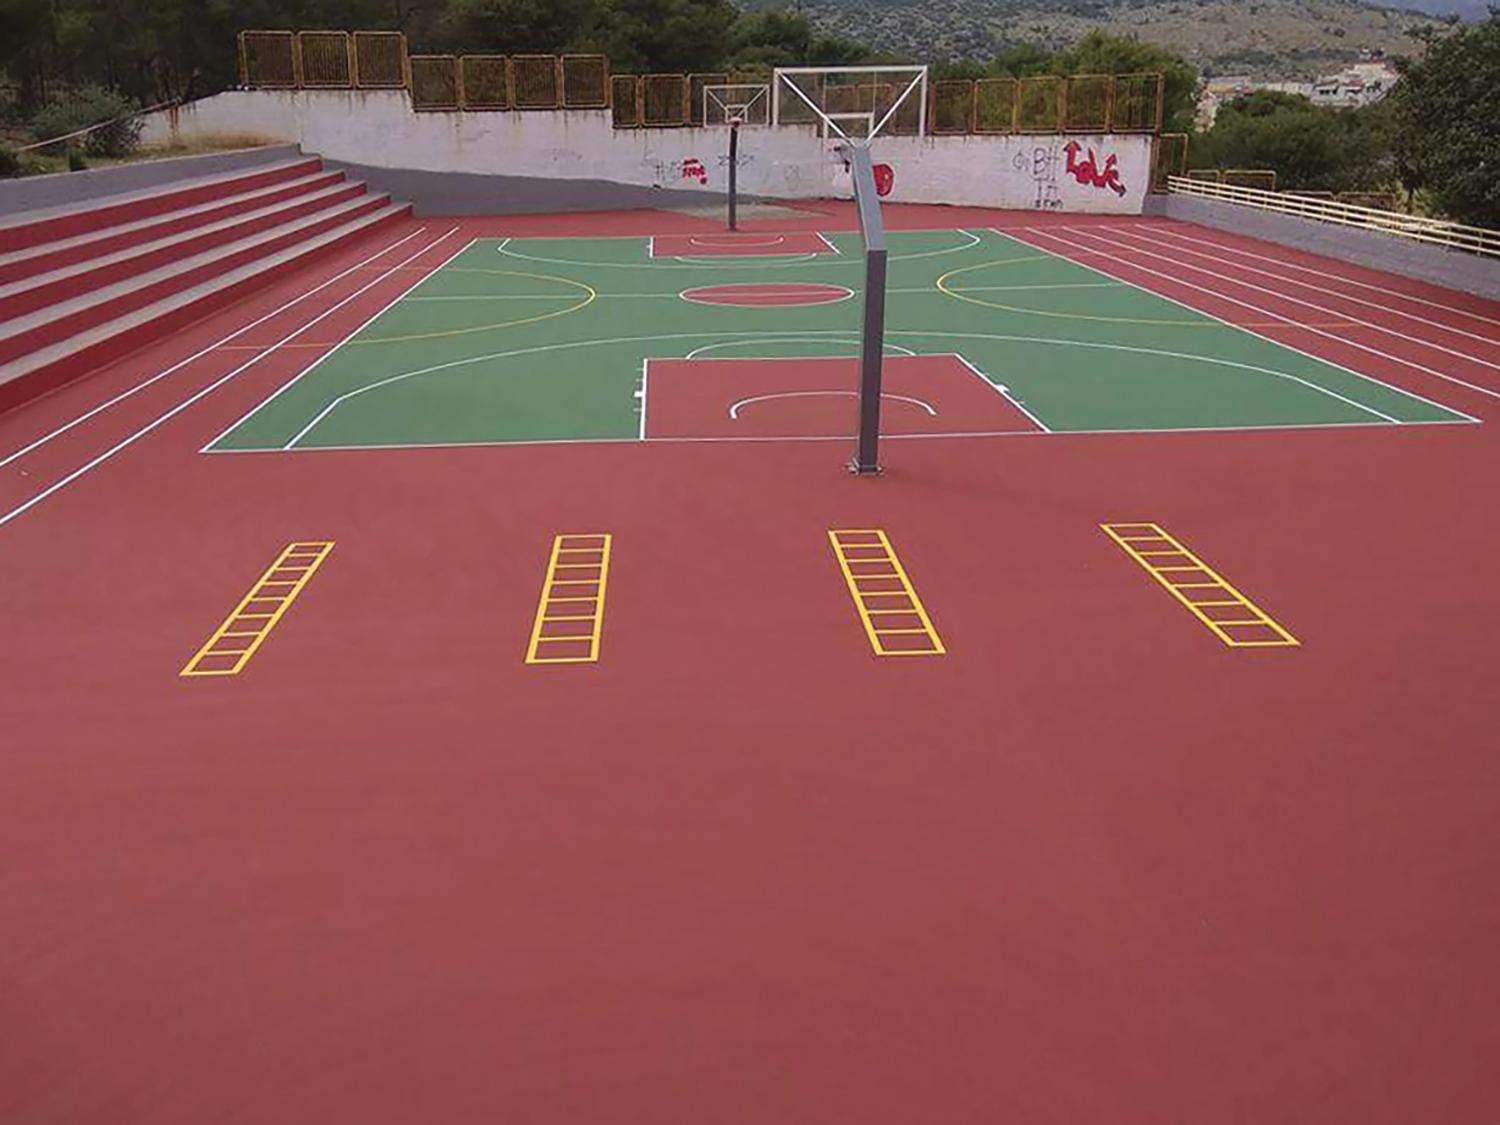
2 60 1499 1125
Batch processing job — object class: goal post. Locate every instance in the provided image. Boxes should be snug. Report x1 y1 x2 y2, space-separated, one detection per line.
771 65 929 139
703 84 769 232
847 144 889 476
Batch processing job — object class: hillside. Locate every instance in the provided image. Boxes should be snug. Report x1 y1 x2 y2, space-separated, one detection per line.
745 0 1445 77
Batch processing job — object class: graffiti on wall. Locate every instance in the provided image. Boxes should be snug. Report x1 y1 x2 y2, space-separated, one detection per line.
646 156 713 187
1063 141 1127 197
1014 144 1063 210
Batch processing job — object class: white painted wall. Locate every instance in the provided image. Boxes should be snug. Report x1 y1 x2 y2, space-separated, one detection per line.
146 90 1152 214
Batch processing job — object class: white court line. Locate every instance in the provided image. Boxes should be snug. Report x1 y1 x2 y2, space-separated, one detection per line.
671 253 820 266
637 357 648 441
949 351 1051 433
497 228 984 270
202 229 467 452
1084 225 1500 373
728 390 937 418
259 322 1441 451
0 228 460 529
0 225 430 470
687 234 786 248
679 283 855 307
814 231 844 255
1006 227 1486 417
394 282 1113 301
208 415 1469 456
947 282 1121 293
1122 222 1500 330
685 337 917 359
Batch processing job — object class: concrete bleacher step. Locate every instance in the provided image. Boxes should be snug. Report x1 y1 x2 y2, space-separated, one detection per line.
0 191 393 367
0 200 411 411
0 168 349 286
0 156 324 254
0 179 370 320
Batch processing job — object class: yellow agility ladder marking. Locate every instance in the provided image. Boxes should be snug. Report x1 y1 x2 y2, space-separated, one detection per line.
1101 522 1299 649
526 534 612 664
181 541 335 677
828 529 946 656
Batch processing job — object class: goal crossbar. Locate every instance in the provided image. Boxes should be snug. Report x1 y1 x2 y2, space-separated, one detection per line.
771 65 930 141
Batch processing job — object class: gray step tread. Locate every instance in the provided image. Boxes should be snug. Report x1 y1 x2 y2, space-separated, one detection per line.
0 193 389 341
0 180 367 301
0 203 411 387
0 157 324 235
0 170 345 273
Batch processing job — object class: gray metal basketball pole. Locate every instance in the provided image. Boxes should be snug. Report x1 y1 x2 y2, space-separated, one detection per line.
849 146 888 476
727 121 739 231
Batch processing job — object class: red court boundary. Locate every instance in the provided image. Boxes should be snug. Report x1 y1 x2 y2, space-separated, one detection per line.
644 354 1045 439
680 282 854 308
0 209 1497 1125
650 230 836 258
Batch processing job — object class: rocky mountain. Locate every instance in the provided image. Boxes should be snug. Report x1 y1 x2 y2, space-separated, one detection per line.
749 0 1452 78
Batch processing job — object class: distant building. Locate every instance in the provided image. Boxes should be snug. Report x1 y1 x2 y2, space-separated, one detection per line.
1196 77 1312 129
1308 62 1400 107
1195 62 1398 127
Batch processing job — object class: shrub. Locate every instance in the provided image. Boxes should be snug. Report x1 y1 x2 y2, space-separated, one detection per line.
30 86 143 158
0 143 19 178
67 146 88 171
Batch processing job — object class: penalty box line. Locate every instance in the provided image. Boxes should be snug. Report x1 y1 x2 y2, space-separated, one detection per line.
639 351 1049 440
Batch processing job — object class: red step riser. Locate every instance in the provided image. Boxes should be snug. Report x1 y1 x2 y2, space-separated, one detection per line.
0 196 387 367
0 159 324 254
0 184 369 321
0 172 347 286
0 205 410 416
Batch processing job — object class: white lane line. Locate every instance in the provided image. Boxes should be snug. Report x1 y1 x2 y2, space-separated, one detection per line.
0 229 459 529
203 229 466 451
1086 225 1500 372
1009 227 1487 416
1122 222 1500 330
0 225 430 470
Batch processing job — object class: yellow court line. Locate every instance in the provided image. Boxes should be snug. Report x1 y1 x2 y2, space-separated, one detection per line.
1101 523 1298 649
181 541 335 677
352 269 597 344
525 534 612 665
828 529 946 657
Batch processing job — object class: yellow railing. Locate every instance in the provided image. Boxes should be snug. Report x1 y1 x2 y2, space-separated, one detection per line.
236 32 1165 136
1167 176 1500 258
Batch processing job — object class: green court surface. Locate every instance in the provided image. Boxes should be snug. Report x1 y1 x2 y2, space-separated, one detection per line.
207 228 1472 452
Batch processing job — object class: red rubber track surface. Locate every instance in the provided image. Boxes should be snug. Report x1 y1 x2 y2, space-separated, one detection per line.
2 208 1498 1124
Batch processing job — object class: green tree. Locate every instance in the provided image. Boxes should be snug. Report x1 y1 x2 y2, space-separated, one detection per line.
431 0 602 56
588 0 738 72
1051 30 1198 133
986 43 1054 78
725 8 871 71
1390 11 1500 226
1196 90 1392 192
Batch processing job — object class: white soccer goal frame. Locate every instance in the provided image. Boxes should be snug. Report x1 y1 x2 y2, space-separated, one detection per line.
771 65 930 142
702 83 770 127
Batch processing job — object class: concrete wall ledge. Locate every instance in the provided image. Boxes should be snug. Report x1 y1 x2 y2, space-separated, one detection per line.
0 144 302 217
1161 194 1500 301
